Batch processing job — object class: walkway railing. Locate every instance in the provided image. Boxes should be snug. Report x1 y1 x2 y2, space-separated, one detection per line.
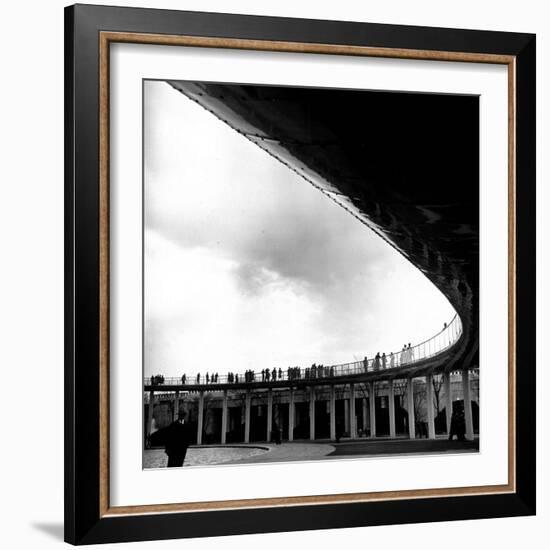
145 313 462 387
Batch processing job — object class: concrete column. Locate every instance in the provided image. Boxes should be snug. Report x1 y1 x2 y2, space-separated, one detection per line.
330 385 336 440
349 384 357 439
197 391 204 445
407 378 415 439
288 388 294 441
362 398 368 434
444 372 452 434
369 382 376 438
146 391 155 441
244 390 251 443
388 380 396 438
173 391 180 422
309 386 316 440
272 403 277 439
462 369 474 440
426 374 436 439
344 399 350 433
145 391 155 445
267 389 273 442
221 390 228 444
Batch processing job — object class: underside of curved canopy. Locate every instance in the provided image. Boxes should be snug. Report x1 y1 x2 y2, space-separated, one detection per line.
168 81 479 376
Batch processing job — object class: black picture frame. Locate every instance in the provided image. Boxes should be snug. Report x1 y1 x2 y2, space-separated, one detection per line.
65 3 536 545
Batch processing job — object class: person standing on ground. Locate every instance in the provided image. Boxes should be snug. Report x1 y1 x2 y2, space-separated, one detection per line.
164 411 193 467
448 404 466 441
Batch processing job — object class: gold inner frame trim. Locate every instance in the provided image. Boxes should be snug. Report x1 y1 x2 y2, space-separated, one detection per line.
98 31 517 517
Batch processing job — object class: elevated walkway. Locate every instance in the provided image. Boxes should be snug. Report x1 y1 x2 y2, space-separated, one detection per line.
144 314 466 393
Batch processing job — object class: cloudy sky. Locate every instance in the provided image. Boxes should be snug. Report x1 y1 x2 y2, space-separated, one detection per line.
143 81 455 378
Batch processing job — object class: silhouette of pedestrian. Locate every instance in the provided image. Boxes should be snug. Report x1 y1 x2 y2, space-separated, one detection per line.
164 411 193 467
448 403 466 441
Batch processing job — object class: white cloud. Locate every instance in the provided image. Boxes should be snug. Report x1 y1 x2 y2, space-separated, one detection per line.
144 81 455 378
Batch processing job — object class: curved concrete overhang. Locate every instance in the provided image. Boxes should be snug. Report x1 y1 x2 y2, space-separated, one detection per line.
168 81 479 375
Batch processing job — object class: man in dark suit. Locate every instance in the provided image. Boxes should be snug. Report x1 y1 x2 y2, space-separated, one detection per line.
165 411 193 467
448 403 466 441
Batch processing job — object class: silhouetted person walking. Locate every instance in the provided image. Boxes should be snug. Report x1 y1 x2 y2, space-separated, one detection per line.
164 411 193 467
448 404 466 441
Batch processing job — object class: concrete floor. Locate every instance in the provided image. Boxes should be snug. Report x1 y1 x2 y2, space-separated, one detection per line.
144 437 478 468
328 437 479 458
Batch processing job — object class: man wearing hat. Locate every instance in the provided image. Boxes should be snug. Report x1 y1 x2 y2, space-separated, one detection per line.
164 410 193 467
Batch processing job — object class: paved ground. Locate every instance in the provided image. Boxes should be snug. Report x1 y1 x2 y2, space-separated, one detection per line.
223 442 335 465
144 438 478 468
328 438 479 458
144 445 270 469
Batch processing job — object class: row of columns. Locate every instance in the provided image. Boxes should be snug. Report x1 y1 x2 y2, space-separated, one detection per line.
402 371 474 441
148 370 475 444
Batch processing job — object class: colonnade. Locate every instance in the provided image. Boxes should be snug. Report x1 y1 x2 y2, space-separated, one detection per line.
146 369 477 445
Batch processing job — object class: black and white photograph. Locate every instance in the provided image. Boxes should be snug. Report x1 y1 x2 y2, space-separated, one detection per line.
0 0 545 545
142 79 480 469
